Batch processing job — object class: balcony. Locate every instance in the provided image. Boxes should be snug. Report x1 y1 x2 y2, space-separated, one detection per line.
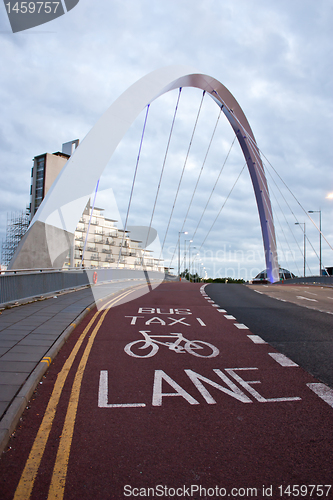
105 238 115 246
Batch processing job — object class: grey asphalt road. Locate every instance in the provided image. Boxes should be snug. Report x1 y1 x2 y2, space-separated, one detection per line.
205 284 333 388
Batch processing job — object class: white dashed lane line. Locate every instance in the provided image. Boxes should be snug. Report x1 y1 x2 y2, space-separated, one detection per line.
268 353 299 367
224 315 236 320
234 323 249 330
307 383 333 408
247 334 266 343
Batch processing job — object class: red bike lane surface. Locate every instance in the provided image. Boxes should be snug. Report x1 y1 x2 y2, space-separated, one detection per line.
1 282 332 500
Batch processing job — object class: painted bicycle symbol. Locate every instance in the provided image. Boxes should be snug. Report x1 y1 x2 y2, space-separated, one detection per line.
124 331 219 358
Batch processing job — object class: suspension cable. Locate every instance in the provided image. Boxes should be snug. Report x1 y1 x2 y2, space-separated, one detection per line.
142 88 182 264
265 170 301 275
167 106 223 269
246 137 317 274
180 106 222 233
246 135 319 272
191 135 236 243
117 104 150 267
197 162 246 254
213 88 333 253
80 179 99 267
168 133 237 272
159 90 206 261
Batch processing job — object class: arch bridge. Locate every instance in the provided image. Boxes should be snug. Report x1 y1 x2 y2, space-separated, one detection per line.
10 66 279 283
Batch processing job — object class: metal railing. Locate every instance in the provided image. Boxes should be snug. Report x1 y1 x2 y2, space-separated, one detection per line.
0 267 167 306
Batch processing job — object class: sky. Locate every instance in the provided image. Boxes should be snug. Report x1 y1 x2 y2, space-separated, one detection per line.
0 0 332 280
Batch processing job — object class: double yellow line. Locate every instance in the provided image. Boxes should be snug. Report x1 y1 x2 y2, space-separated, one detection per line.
14 286 144 500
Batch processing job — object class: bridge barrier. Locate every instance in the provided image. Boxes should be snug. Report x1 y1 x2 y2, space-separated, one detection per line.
0 268 168 307
279 276 333 286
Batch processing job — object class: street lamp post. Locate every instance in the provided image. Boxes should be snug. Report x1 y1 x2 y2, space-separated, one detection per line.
184 239 193 279
308 210 322 276
178 231 188 280
192 251 199 282
295 222 306 277
189 244 195 280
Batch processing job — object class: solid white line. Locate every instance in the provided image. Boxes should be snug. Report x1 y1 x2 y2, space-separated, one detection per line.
224 315 236 320
306 383 333 408
247 334 266 343
234 323 249 330
268 353 298 367
254 290 263 294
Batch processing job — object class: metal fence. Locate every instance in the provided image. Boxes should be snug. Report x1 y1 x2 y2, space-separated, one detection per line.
0 268 166 306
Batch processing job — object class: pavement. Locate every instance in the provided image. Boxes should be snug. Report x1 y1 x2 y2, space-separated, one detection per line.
0 278 157 455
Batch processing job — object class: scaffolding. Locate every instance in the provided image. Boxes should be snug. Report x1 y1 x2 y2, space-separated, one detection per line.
1 210 30 268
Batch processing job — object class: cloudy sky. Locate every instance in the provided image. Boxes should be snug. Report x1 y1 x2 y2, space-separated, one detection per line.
0 0 332 279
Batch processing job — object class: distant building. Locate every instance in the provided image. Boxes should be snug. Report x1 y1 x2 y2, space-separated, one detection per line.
71 202 163 271
29 139 79 218
251 267 296 284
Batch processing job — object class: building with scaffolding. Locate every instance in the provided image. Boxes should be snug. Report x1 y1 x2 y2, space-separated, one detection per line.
1 210 30 267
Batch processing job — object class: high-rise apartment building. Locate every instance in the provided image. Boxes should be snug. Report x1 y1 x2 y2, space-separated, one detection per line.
29 139 79 218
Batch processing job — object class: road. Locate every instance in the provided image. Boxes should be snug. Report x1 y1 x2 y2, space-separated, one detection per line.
206 284 333 388
0 282 332 500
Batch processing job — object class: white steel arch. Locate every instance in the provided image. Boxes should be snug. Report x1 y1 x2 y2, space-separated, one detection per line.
10 65 279 282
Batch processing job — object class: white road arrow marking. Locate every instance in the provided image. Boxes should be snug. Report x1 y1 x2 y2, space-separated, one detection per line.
296 296 318 302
